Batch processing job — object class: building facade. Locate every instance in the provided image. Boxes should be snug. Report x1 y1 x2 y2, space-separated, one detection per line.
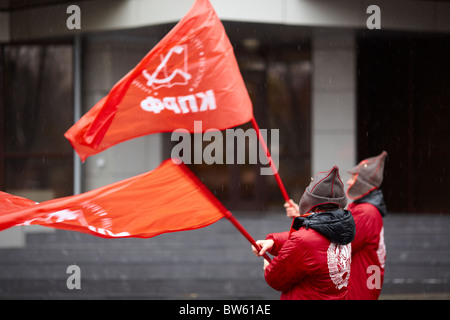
1 0 450 247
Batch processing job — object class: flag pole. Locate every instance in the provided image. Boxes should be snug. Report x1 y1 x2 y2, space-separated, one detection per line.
250 117 290 203
176 160 272 263
224 212 271 262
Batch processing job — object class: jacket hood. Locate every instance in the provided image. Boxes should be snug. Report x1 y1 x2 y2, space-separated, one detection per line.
292 208 355 245
354 189 387 217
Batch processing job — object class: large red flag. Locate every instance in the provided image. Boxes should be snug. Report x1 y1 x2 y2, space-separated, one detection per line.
0 160 231 238
65 0 253 161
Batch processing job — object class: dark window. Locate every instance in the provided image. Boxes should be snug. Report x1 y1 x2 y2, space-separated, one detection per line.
1 44 74 202
357 31 450 213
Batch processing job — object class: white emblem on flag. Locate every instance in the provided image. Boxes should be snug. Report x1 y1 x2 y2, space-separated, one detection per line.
142 45 191 89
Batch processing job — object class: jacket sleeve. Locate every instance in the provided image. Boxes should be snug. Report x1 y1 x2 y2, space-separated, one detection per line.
265 231 289 256
263 231 308 292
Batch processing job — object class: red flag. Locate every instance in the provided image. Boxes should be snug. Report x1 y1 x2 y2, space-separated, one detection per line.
65 0 253 161
0 192 38 213
0 160 231 238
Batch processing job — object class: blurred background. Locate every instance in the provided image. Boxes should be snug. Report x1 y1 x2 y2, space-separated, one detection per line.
0 0 449 299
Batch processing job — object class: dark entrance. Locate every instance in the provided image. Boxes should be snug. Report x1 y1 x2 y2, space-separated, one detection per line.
357 31 450 213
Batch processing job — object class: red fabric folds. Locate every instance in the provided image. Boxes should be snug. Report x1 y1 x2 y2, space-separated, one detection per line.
0 160 230 238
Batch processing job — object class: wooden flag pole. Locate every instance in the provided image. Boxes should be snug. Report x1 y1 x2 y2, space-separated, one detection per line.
250 117 290 203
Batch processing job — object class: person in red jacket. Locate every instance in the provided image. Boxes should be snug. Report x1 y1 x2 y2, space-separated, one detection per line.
252 166 355 300
346 151 387 300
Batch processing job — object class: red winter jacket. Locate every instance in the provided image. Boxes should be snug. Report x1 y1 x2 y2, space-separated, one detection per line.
347 190 386 300
264 209 355 300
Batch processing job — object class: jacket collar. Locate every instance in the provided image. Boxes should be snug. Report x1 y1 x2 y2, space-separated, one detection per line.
354 189 387 217
292 208 355 245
